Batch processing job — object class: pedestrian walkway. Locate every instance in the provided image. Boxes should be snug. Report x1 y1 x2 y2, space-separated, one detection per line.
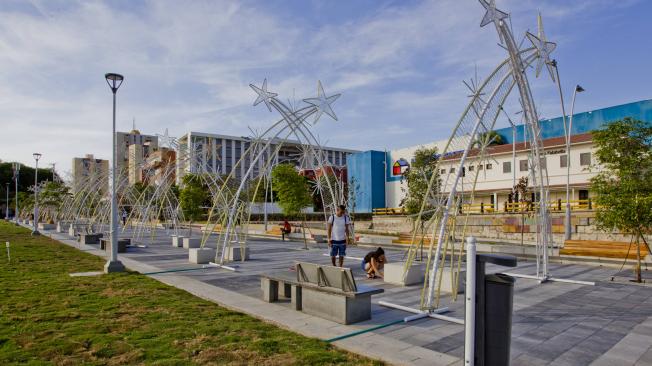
41 226 652 366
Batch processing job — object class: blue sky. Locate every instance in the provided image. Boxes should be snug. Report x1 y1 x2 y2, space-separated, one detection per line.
0 0 650 175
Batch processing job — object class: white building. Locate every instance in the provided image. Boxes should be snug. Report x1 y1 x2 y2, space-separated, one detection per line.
176 131 359 184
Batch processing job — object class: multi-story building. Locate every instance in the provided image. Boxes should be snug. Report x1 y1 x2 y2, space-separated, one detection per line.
71 154 109 194
116 129 158 180
349 99 652 213
176 131 358 185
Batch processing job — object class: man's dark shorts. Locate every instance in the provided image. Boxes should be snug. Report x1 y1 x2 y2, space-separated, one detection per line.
330 240 346 257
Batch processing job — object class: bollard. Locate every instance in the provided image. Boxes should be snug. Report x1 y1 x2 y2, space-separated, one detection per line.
5 241 10 262
464 237 477 366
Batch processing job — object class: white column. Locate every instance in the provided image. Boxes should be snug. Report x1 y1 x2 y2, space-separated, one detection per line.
211 138 217 174
221 138 227 174
231 139 236 176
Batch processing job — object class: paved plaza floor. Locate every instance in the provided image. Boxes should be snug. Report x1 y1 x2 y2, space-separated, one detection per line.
42 227 652 366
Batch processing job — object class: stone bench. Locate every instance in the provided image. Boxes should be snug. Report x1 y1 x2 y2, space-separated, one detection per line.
261 262 384 324
99 238 130 253
38 223 56 230
79 233 103 245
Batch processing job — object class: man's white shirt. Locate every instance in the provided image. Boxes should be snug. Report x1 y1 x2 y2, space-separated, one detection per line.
328 214 350 241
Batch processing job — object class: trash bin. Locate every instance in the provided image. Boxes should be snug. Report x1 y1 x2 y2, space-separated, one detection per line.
484 273 515 366
473 253 517 366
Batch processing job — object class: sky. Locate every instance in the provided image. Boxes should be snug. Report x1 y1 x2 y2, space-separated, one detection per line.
0 0 650 176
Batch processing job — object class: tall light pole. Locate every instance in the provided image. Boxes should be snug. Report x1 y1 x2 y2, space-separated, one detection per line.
12 162 19 225
104 73 126 273
5 183 9 220
565 84 585 240
32 152 42 235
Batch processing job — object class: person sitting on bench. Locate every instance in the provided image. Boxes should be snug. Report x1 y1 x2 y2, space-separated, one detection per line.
361 247 387 279
281 220 292 241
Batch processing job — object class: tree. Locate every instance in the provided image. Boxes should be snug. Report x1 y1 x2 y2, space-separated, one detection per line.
38 181 71 223
179 174 209 236
400 146 439 219
271 164 313 248
474 130 505 148
513 176 532 246
271 164 312 216
590 118 652 282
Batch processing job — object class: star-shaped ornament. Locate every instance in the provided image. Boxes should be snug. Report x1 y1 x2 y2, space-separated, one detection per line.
479 0 508 27
250 78 278 112
526 13 557 82
303 81 340 123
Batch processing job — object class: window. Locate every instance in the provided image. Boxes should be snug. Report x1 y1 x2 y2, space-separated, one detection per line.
485 163 492 170
560 154 568 168
478 164 483 170
449 167 455 173
503 161 511 173
440 169 446 174
580 152 591 166
469 165 474 172
519 159 528 172
539 157 546 169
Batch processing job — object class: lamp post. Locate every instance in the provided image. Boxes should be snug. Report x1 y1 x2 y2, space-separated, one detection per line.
12 162 19 225
5 183 9 220
104 73 126 273
32 152 42 235
565 85 585 240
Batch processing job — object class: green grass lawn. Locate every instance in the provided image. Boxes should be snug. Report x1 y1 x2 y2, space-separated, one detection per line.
0 221 381 365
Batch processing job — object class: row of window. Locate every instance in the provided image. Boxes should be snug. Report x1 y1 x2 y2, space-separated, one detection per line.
440 153 592 175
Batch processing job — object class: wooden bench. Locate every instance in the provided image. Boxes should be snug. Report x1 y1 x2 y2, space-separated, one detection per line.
260 262 384 324
561 240 650 259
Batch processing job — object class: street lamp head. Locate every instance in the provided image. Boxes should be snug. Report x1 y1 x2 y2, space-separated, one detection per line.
33 153 42 161
105 73 124 93
576 85 585 93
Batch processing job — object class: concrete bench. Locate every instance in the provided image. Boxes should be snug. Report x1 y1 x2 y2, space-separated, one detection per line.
100 238 130 253
261 262 384 324
38 223 56 230
79 233 103 245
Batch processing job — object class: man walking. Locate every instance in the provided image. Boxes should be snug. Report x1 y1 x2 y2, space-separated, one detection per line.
327 204 351 267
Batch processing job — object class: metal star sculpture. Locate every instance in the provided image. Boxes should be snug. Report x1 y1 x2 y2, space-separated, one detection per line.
250 78 278 112
303 81 340 123
479 0 508 36
526 13 557 82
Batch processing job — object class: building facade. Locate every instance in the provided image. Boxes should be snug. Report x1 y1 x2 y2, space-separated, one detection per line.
71 154 109 194
176 131 358 184
349 99 652 213
116 129 158 183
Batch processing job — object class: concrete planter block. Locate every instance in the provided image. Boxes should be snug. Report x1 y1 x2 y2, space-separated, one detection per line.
189 248 216 264
172 235 185 247
226 246 250 261
68 226 76 237
182 237 201 249
384 262 426 286
79 233 103 245
439 268 465 295
38 223 56 230
56 222 70 233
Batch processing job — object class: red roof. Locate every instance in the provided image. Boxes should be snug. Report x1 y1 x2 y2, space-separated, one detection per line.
443 133 592 161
